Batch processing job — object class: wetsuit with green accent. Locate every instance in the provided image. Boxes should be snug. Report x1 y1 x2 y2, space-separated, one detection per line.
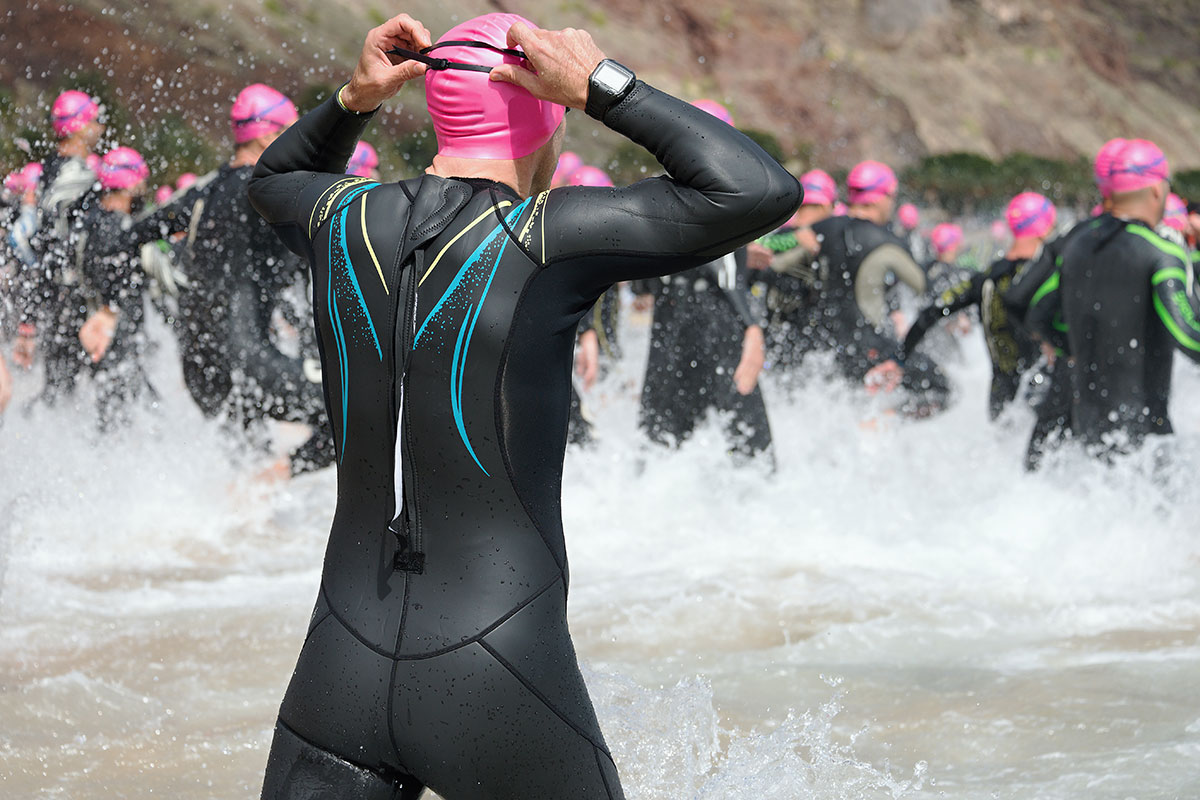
1004 221 1094 467
901 257 1037 419
248 83 800 800
1056 215 1200 447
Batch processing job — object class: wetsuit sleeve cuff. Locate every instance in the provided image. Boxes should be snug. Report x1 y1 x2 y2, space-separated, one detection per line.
335 83 380 116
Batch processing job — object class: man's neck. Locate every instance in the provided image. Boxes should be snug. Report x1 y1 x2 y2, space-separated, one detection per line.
427 155 530 199
1006 237 1041 261
1110 203 1158 228
57 138 89 160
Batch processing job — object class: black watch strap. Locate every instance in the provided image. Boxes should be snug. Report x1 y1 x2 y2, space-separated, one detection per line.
585 59 636 120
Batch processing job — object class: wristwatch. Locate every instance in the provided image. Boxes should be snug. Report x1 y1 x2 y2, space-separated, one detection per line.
585 59 636 120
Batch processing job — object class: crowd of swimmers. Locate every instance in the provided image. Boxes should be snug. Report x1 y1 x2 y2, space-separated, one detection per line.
2 86 1200 474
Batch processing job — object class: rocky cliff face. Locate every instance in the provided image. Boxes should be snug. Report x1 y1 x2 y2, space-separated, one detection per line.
3 0 1196 170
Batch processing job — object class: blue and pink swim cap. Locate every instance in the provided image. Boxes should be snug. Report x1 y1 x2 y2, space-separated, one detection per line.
930 223 963 257
1163 193 1187 232
1107 139 1169 195
98 147 149 191
1093 138 1126 198
897 202 920 231
1006 192 1056 239
800 169 837 207
425 14 566 160
847 161 898 205
52 90 101 139
348 141 379 178
230 84 298 144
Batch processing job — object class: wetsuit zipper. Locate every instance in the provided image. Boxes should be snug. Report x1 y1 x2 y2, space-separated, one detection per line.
392 257 425 573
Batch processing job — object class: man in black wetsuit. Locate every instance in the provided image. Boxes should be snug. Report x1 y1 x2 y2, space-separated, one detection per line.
1027 140 1200 452
13 90 104 401
899 193 1055 421
814 161 948 413
130 84 332 475
247 12 800 799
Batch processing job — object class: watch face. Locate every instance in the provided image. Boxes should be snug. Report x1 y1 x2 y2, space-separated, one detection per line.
594 62 631 93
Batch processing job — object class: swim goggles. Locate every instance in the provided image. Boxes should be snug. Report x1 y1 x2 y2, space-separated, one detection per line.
386 41 528 73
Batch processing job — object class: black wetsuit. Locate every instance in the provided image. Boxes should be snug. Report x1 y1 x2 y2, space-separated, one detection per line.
1004 223 1091 468
902 256 1037 419
567 285 621 445
752 228 821 371
639 249 773 457
248 85 799 800
130 164 332 473
1033 215 1200 449
813 215 949 412
77 204 154 429
20 155 97 402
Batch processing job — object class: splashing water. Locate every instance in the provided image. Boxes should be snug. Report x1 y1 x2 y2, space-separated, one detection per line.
2 309 1199 798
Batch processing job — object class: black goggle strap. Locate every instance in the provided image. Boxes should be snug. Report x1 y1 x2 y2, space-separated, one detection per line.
386 40 529 73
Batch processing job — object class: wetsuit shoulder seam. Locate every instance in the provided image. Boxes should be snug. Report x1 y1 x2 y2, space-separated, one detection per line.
594 746 617 799
477 637 613 755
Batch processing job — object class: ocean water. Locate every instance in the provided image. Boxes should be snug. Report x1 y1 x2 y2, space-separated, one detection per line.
2 310 1199 799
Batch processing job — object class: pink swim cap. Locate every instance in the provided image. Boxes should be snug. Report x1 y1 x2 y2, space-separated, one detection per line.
1163 192 1187 232
154 185 173 205
52 90 101 138
930 223 963 257
552 151 584 187
1006 192 1056 239
1093 138 1126 198
425 14 566 160
897 202 920 230
833 201 848 217
176 172 198 191
230 84 298 144
1090 203 1104 217
1108 139 1169 195
692 99 734 126
86 153 101 173
348 141 379 178
847 161 898 205
98 147 149 191
6 162 45 193
567 165 614 188
800 169 837 207
990 219 1008 241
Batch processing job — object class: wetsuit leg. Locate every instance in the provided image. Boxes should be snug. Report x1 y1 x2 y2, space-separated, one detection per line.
987 369 1022 420
261 723 423 800
38 325 86 404
1025 363 1072 470
896 351 951 417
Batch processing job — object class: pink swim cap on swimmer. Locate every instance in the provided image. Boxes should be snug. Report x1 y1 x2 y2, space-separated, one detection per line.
1164 192 1187 232
6 162 44 193
552 151 583 187
833 201 848 216
800 169 837 207
1093 138 1127 198
692 99 734 126
176 172 197 191
567 165 614 188
1006 192 1056 239
230 84 298 144
347 141 379 178
154 185 173 205
425 14 566 160
98 147 149 191
1108 139 1169 195
52 90 101 138
897 202 920 231
847 161 898 205
930 223 963 257
1090 203 1104 217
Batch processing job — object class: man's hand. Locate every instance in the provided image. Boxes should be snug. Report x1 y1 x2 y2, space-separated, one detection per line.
341 14 433 112
746 243 773 271
733 325 765 396
79 307 118 363
574 328 600 391
865 359 903 394
488 23 606 110
0 355 12 414
12 335 35 369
